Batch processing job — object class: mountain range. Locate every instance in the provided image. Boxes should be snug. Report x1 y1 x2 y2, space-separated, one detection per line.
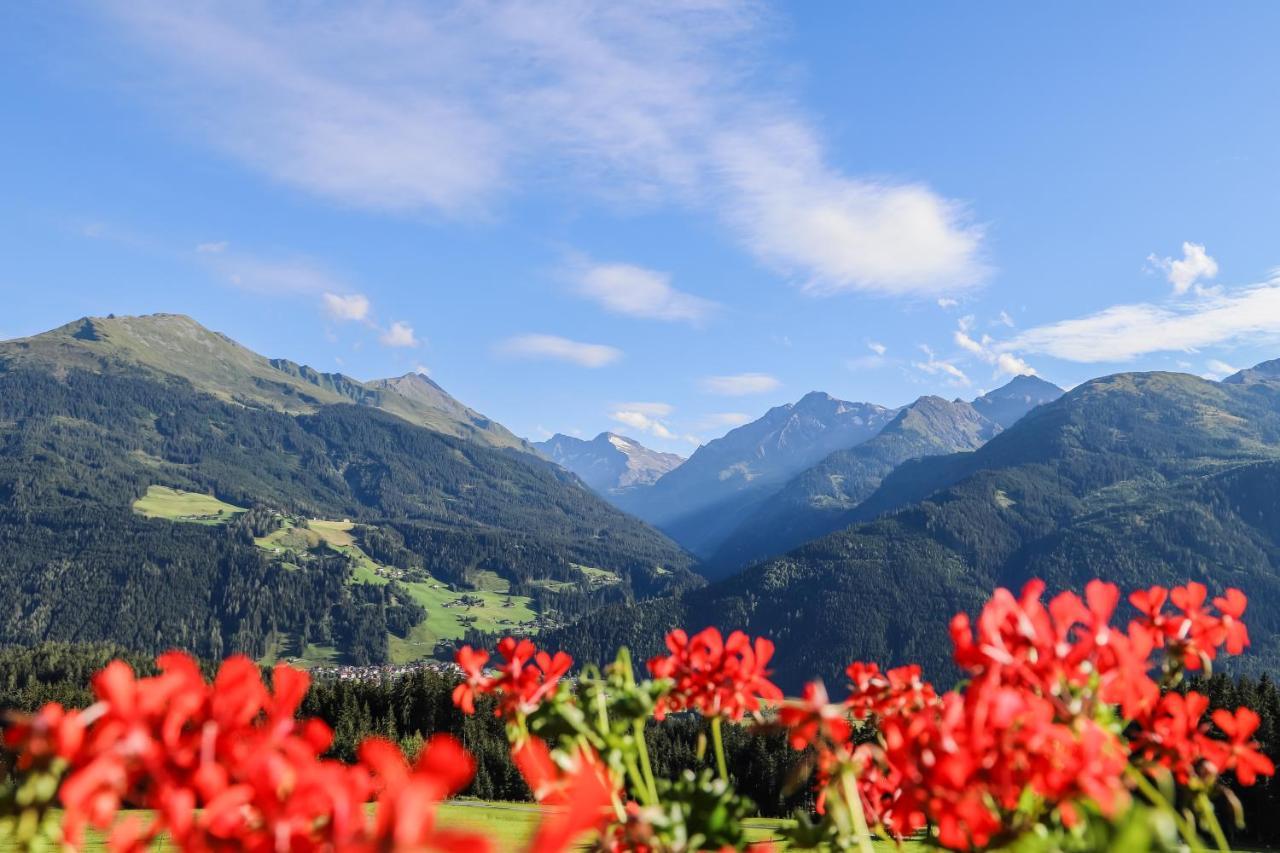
534 432 684 495
613 392 899 556
547 368 1280 689
9 311 1280 694
0 314 696 667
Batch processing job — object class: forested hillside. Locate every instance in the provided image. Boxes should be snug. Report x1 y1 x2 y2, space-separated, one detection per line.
0 321 697 666
548 369 1280 690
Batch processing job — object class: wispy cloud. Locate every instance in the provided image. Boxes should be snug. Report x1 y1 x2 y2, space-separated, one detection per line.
699 372 781 396
206 252 349 297
195 240 228 253
1006 277 1280 363
380 321 420 348
322 292 371 322
610 408 675 439
912 345 970 387
103 1 986 297
498 333 621 367
867 341 887 356
614 401 673 417
953 316 1036 378
1203 359 1240 381
692 412 752 430
1148 242 1218 295
570 261 715 323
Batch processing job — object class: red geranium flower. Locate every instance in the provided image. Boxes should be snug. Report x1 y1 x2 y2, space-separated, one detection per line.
647 628 783 720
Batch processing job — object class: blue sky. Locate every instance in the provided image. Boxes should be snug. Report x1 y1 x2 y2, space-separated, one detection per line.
5 2 1280 452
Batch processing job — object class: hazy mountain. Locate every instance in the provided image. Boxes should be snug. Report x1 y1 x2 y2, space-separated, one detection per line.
547 366 1280 690
615 392 898 557
705 394 1001 578
534 432 684 495
1 314 531 451
971 374 1064 428
0 314 697 666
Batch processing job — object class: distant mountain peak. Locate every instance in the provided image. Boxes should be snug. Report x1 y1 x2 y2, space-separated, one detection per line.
534 432 684 495
971 374 1065 428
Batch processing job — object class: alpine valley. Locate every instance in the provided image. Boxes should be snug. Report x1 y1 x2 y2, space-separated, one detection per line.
7 313 1280 694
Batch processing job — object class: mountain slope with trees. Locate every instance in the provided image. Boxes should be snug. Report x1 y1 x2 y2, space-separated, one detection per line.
546 368 1280 690
0 316 697 666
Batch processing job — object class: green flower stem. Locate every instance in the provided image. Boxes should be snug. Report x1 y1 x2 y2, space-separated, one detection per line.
710 716 729 782
1195 792 1232 853
839 766 876 853
623 751 655 807
634 719 660 804
1126 766 1207 853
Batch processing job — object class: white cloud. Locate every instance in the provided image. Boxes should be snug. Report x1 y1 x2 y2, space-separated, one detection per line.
615 401 673 417
952 314 1036 378
322 292 371 322
196 240 228 253
610 409 676 440
715 123 985 296
692 412 753 430
380 321 420 348
105 2 985 297
572 262 715 323
996 310 1014 328
1006 278 1280 363
867 341 887 356
913 345 971 387
846 355 886 371
498 334 621 367
413 364 431 376
937 297 959 309
1203 359 1240 381
208 253 349 296
699 373 781 396
1148 242 1218 295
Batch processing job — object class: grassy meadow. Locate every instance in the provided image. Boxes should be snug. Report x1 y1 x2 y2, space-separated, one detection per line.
133 487 542 666
13 803 924 851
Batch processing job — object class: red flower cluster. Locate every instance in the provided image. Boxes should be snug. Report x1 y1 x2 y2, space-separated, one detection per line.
3 653 490 851
779 579 1275 850
512 736 616 853
452 637 572 719
647 628 783 720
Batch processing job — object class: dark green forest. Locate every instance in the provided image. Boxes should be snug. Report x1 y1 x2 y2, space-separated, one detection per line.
0 363 697 664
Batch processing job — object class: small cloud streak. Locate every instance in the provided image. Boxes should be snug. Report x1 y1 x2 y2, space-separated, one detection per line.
913 345 970 387
572 262 715 323
322 292 371 321
699 372 781 396
380 321 420 348
498 334 621 367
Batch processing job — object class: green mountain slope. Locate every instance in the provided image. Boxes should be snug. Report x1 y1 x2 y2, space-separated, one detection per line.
1 314 531 451
545 369 1280 690
0 317 697 666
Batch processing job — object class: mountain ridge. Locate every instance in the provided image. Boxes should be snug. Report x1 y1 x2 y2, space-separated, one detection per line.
545 365 1280 690
614 391 899 556
0 314 532 452
534 432 684 495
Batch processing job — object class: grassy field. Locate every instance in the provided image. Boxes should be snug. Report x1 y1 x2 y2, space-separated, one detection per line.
132 486 245 525
257 517 539 665
19 802 922 851
133 489 544 667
